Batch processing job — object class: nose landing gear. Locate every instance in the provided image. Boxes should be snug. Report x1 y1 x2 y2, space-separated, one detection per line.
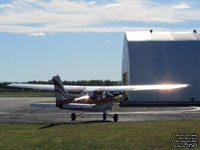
103 113 107 121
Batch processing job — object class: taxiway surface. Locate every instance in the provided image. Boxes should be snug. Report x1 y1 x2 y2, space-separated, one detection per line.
0 97 200 123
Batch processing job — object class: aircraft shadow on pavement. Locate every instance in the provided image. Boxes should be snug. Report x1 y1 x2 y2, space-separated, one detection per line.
39 120 112 129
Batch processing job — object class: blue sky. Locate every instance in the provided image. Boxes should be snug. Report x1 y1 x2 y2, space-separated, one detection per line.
0 0 200 82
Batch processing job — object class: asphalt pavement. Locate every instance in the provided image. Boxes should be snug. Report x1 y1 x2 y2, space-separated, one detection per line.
0 97 200 123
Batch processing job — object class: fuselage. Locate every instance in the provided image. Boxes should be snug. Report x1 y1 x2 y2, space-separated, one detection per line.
56 92 115 112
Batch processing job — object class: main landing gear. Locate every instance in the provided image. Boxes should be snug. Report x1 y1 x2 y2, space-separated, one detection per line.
71 113 76 121
71 112 84 121
71 112 118 122
103 113 118 122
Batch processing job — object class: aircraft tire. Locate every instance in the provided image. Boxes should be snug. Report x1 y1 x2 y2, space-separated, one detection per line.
113 114 118 122
71 113 76 121
103 113 107 121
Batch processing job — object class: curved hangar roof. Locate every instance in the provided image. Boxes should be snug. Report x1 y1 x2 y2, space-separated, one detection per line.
125 30 200 41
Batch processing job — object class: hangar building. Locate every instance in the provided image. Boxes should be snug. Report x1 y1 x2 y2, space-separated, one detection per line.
122 30 200 104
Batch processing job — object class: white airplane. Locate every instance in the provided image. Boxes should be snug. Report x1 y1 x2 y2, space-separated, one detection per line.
8 75 189 122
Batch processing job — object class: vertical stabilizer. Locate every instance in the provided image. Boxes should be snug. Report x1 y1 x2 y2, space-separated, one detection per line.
52 75 75 108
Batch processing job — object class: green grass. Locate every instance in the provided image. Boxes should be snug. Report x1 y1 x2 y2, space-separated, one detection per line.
0 121 199 150
0 92 54 97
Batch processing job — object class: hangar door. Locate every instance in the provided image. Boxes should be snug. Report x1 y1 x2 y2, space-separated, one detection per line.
123 72 128 97
123 72 128 85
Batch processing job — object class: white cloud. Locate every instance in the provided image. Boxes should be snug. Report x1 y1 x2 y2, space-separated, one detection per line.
0 4 12 9
172 4 191 9
0 25 167 33
29 33 46 36
0 0 199 33
88 1 96 5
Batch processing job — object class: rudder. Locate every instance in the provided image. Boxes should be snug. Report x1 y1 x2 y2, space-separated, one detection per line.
52 75 75 106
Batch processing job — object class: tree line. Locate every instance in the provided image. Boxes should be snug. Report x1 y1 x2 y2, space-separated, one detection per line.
0 80 121 92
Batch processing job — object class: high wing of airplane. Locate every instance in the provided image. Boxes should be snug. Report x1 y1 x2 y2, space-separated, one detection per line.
8 81 189 92
7 75 189 122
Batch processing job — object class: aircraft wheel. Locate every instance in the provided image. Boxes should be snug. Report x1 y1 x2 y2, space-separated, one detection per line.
71 113 76 121
113 114 118 122
103 113 107 121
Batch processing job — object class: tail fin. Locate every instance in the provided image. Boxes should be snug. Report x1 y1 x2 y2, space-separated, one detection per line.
52 75 75 105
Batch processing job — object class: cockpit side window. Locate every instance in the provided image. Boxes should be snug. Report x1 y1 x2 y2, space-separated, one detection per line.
90 91 112 100
90 92 96 100
102 91 106 99
106 91 113 97
96 92 102 99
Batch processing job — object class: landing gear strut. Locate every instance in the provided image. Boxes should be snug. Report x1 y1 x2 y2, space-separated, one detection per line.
71 112 84 121
71 113 76 121
103 113 118 122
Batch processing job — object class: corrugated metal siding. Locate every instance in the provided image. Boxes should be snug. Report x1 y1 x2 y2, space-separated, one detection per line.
122 31 200 102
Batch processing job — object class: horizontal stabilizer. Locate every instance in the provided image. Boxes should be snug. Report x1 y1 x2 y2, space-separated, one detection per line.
30 103 56 108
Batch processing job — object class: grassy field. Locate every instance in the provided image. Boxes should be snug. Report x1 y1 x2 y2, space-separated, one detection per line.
0 121 199 150
0 92 54 97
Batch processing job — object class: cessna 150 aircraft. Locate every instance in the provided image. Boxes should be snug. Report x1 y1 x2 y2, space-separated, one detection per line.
8 75 189 122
